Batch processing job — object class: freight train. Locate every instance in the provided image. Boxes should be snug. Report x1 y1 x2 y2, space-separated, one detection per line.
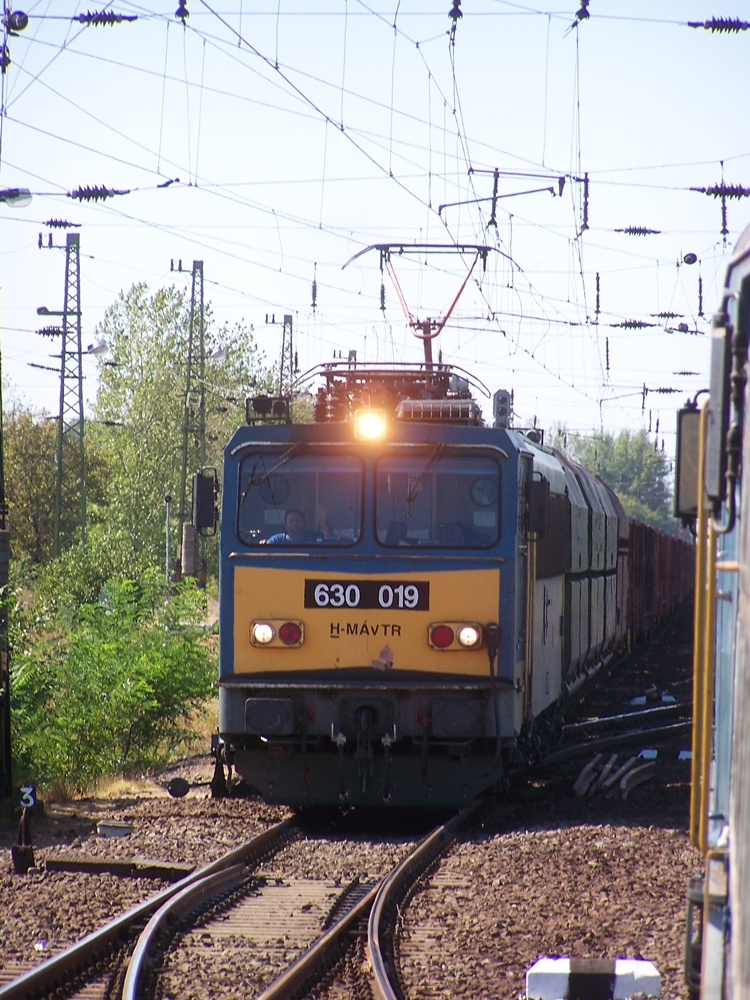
197 356 692 809
677 220 750 1000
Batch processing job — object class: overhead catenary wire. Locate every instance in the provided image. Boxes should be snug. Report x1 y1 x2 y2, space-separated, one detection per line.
0 2 740 443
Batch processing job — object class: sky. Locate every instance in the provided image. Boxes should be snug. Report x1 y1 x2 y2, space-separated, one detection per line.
1 1 749 458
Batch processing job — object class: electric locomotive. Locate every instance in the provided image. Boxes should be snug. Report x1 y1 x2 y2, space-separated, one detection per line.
202 358 637 808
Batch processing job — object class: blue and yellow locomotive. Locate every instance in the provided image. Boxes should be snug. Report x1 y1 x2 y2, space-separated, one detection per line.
202 357 677 808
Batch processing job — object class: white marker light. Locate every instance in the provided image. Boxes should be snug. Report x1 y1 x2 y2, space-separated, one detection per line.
457 625 481 648
251 622 275 645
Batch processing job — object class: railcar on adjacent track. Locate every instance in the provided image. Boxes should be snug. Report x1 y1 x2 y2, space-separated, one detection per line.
676 222 750 1000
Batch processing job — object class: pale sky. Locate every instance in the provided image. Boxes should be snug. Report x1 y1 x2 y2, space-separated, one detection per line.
1 1 749 455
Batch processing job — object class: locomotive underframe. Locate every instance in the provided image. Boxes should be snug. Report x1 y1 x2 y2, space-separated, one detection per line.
219 672 517 807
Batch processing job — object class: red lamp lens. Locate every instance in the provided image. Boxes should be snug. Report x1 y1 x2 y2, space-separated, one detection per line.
279 621 302 645
431 625 454 648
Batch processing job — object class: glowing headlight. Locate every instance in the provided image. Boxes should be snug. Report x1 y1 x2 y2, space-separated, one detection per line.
251 622 275 645
457 625 482 648
354 408 388 441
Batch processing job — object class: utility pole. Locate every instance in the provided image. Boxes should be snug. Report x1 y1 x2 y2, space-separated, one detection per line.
177 261 205 578
56 233 86 554
38 231 86 556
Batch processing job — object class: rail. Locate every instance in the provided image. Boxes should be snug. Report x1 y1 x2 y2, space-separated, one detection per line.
0 819 295 1000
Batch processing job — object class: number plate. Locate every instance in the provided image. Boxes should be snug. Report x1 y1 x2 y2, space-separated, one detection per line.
304 579 429 610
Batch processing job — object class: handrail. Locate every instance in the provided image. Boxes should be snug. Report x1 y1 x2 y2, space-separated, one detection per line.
689 402 716 853
699 515 718 855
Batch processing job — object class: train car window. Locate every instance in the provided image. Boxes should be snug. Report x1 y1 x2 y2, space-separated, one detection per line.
375 454 500 548
238 453 363 545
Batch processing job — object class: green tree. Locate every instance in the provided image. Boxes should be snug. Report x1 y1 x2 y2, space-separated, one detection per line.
10 571 215 792
92 282 272 571
562 428 675 533
4 405 110 567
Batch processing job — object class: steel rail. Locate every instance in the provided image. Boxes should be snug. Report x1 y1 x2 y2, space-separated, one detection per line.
122 863 250 1000
561 701 689 735
369 800 484 1000
542 720 692 766
0 819 294 1000
254 881 381 1000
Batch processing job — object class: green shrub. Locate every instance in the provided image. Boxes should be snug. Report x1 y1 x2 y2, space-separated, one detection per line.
10 569 215 793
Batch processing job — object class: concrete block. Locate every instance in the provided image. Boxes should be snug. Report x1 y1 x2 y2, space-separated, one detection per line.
526 956 660 999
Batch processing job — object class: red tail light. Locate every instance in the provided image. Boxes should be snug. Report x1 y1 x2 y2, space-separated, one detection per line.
279 621 302 645
430 624 455 648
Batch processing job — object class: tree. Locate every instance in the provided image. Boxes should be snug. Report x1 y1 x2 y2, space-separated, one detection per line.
10 571 216 792
4 405 110 566
93 282 273 571
561 428 676 533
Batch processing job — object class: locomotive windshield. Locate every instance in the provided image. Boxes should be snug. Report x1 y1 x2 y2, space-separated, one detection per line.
376 453 500 548
238 452 363 545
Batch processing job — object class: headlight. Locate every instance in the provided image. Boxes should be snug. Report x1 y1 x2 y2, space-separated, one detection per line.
251 622 275 645
456 625 482 648
354 408 388 441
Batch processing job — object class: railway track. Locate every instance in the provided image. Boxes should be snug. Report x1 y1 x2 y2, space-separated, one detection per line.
0 802 497 1000
121 802 491 1000
551 702 692 762
0 702 690 1000
0 819 297 1000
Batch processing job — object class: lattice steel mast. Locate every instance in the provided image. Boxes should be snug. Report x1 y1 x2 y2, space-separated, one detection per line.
53 232 86 556
177 260 205 577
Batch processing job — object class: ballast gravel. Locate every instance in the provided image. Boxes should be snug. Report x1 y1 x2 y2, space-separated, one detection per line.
1 604 702 999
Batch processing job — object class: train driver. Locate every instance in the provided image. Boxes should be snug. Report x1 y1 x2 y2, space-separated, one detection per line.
266 505 333 544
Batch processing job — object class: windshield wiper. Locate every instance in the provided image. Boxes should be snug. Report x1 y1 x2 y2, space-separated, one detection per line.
240 442 307 506
406 442 446 512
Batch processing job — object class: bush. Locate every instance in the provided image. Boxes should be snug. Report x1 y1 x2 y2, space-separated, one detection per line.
10 569 216 793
